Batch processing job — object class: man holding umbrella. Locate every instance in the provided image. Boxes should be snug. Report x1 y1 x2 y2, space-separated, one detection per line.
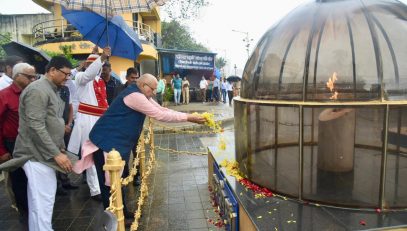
68 47 111 201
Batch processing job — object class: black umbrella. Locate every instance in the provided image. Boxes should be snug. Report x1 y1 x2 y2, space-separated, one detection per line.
226 75 242 82
2 41 51 74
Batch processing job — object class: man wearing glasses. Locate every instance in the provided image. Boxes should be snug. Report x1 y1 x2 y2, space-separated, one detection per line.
73 74 206 219
0 63 36 221
0 56 75 230
67 47 111 201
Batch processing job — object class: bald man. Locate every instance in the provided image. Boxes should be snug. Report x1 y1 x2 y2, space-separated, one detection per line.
75 73 206 213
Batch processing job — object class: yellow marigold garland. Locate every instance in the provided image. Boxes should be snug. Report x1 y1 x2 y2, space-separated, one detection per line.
193 112 222 132
219 159 244 181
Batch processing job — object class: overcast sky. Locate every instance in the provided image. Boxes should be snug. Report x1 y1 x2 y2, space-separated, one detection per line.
2 0 407 76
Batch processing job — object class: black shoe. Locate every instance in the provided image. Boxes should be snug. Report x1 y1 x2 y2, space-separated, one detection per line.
91 194 102 202
62 183 79 190
56 186 68 196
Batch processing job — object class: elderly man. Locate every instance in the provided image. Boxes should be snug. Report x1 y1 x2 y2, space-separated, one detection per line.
0 56 74 231
68 47 111 201
74 73 206 212
0 63 36 218
0 55 24 90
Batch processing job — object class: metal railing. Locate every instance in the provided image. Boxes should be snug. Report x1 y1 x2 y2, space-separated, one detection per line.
32 19 155 45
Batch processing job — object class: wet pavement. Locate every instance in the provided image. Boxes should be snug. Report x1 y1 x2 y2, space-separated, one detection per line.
0 102 233 231
2 100 407 230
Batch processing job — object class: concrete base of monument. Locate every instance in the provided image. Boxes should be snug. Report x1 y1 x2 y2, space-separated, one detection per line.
208 145 407 231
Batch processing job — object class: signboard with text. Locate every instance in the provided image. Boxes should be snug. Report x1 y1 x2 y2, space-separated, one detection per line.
174 53 214 70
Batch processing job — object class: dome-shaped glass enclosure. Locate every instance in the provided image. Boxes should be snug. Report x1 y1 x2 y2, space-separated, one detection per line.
235 0 407 209
242 0 407 101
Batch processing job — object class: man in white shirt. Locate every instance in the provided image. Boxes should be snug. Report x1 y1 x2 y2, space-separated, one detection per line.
0 56 24 90
68 47 111 201
199 76 208 103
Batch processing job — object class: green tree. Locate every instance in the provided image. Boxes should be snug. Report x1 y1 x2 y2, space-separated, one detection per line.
162 0 209 20
215 57 227 69
161 20 209 52
43 45 78 67
0 33 12 60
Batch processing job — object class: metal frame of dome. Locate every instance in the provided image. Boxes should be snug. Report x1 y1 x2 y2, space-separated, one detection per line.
235 0 407 210
241 0 407 102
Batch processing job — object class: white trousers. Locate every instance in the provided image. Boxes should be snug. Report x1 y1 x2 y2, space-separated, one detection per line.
68 113 101 196
87 165 100 196
23 161 56 231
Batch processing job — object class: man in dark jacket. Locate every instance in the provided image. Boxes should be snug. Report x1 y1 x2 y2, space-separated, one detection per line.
101 62 123 105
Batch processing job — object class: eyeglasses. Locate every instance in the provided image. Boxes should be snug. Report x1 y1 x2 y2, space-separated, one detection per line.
144 83 157 93
57 69 72 78
18 73 37 80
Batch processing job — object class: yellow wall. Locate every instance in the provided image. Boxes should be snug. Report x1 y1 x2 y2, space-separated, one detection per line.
137 44 158 62
37 41 98 54
110 56 133 80
33 0 160 73
121 13 133 24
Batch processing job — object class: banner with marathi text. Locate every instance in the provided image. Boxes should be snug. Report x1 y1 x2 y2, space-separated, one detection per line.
174 53 214 70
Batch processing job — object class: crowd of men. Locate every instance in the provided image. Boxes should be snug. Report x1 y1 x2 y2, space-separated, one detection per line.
0 46 205 231
199 75 235 105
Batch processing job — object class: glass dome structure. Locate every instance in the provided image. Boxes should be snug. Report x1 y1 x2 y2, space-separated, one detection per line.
235 0 407 209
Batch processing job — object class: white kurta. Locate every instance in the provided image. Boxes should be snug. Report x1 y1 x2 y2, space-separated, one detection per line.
68 57 105 196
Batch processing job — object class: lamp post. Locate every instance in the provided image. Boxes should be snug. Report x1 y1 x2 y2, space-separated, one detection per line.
232 29 253 58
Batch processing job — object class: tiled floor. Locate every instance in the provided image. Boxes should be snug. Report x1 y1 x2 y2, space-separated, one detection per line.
0 172 106 231
138 133 222 231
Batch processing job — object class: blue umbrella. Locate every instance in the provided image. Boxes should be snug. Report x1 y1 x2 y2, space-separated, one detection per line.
62 7 143 60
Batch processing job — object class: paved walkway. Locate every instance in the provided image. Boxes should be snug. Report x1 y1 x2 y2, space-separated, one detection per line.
0 102 235 231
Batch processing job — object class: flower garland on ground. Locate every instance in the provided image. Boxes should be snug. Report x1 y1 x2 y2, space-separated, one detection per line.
219 159 274 198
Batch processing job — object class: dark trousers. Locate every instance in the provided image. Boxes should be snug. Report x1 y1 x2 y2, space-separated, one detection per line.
206 89 212 102
221 89 227 103
4 139 28 214
227 90 233 105
213 87 220 102
93 149 130 212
